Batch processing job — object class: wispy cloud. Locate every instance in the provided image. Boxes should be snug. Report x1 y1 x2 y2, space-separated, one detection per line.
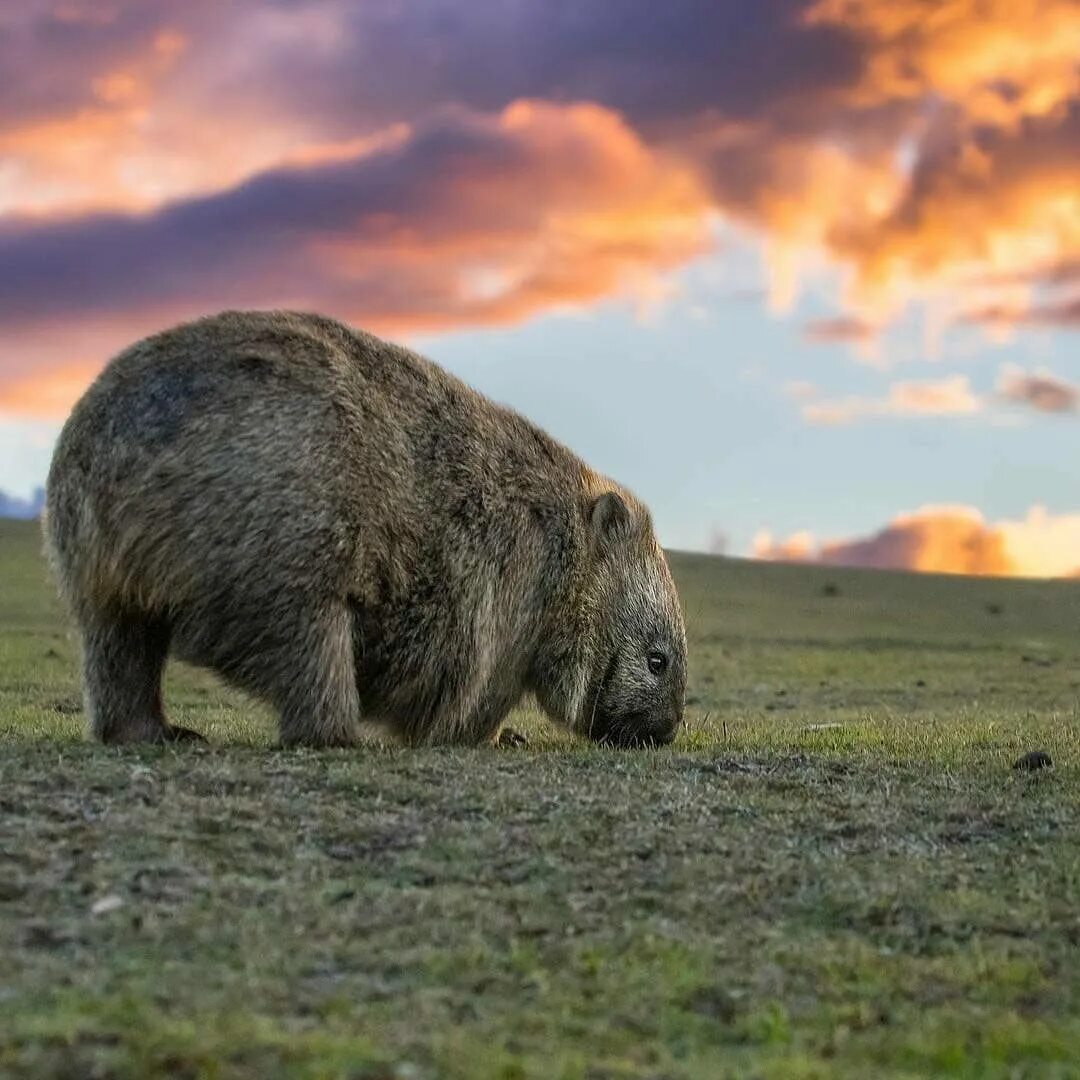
795 365 1080 425
964 294 1080 331
802 316 879 345
799 376 982 425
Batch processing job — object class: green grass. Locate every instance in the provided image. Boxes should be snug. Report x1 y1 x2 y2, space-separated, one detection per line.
2 516 1079 1079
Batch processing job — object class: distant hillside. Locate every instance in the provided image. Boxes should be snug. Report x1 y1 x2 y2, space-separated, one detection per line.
0 488 43 520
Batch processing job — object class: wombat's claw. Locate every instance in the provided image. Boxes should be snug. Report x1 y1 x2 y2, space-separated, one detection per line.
165 725 207 743
495 727 528 749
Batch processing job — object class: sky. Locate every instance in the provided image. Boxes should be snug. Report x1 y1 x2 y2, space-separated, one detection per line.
1 0 1079 576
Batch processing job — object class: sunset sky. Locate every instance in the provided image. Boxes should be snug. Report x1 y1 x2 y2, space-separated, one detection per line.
2 0 1079 576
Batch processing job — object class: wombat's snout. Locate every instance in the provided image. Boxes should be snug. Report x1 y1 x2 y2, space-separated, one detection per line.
654 702 683 746
595 702 681 748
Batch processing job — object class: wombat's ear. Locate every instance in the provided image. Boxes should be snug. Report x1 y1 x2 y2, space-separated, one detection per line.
589 492 633 545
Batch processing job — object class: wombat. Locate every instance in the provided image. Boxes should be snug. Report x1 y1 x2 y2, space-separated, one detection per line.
43 310 687 749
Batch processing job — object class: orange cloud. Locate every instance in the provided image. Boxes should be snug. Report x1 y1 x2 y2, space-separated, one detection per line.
754 505 1080 578
801 376 982 425
804 0 1080 125
695 0 1080 329
0 10 336 221
0 100 714 417
0 361 104 420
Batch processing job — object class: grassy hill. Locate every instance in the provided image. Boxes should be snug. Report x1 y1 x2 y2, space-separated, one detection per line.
1 517 1078 1078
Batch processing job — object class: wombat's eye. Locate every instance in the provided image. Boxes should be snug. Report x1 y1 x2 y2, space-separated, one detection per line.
647 650 667 675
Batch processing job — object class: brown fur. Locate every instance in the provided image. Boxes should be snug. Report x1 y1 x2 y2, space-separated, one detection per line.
43 310 687 748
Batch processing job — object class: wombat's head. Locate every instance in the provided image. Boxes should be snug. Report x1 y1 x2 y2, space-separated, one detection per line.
573 491 687 748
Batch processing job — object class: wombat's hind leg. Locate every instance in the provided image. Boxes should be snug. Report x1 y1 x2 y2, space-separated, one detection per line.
80 610 195 744
272 602 361 748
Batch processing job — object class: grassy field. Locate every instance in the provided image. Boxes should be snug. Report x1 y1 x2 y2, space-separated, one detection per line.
1 515 1079 1078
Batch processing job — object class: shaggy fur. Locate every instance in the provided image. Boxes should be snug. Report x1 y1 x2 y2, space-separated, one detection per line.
43 311 687 748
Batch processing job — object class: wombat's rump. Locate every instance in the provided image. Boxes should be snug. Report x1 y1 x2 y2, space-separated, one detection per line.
44 311 686 748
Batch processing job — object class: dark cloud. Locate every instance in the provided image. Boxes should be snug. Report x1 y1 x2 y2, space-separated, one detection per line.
212 1 863 135
0 2 210 132
997 368 1079 414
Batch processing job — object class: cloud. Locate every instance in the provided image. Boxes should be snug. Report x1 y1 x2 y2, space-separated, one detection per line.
0 99 713 413
798 365 1080 424
801 376 982 425
964 294 1080 330
803 316 878 345
829 104 1080 324
753 505 1080 578
0 0 1078 404
695 1 1080 325
803 0 1080 125
0 1 859 217
996 365 1079 414
0 3 232 215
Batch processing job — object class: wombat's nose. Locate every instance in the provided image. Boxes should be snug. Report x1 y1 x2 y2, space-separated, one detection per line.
669 698 684 730
654 705 681 744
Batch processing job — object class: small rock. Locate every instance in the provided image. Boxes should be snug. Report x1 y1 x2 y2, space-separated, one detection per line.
1021 655 1054 667
1012 750 1053 772
0 881 27 902
684 985 738 1023
23 922 70 948
90 894 125 916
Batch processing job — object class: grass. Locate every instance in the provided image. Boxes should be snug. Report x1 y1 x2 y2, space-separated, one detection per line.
1 515 1079 1078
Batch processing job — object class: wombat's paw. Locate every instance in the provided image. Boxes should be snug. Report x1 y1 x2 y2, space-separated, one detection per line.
495 726 528 749
165 725 208 744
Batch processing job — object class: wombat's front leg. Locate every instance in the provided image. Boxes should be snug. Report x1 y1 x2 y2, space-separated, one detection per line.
493 726 528 748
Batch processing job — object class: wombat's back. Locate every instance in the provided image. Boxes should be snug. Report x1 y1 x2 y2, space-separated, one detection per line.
50 313 328 609
44 309 455 617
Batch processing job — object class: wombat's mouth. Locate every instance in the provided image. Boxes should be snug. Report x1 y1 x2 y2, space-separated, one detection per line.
588 709 675 749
